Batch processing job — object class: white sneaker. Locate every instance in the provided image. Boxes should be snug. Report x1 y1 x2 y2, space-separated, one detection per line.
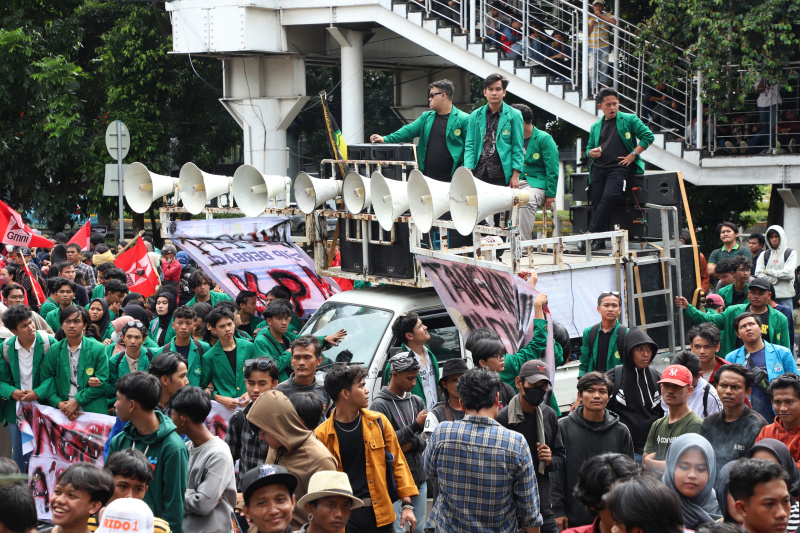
739 141 748 154
790 139 796 153
725 141 734 150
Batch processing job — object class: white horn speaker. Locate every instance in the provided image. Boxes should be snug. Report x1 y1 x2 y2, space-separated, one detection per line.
123 162 179 214
449 167 531 236
343 171 372 214
294 172 342 214
371 172 410 231
179 162 233 215
407 169 451 233
232 165 292 217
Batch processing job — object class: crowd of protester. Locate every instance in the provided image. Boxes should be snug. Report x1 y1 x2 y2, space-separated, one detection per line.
0 219 799 533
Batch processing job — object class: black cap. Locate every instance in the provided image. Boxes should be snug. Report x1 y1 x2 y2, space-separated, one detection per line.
749 277 771 292
519 360 551 385
15 247 31 256
241 464 298 505
439 358 469 383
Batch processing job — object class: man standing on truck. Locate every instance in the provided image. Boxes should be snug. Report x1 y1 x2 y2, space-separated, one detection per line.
370 79 469 182
386 312 439 411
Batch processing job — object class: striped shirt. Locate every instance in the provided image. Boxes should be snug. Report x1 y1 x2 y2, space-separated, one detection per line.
588 15 611 49
423 415 542 532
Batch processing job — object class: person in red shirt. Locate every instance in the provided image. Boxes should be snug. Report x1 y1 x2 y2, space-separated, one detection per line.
756 373 800 470
160 244 182 282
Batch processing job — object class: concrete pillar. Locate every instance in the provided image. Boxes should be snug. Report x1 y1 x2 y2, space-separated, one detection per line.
219 56 308 175
329 28 364 145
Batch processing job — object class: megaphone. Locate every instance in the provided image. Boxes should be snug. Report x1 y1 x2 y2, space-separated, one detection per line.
449 167 530 236
407 169 451 233
232 165 292 217
123 162 179 214
342 171 372 214
294 172 342 214
179 162 233 215
371 172 410 231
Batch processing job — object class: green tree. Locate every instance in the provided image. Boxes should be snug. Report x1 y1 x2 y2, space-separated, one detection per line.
685 184 761 254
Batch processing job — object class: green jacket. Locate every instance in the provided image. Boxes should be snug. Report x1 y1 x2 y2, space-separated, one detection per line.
45 305 71 333
383 107 470 176
499 318 564 416
186 291 232 307
0 332 57 425
464 102 525 183
288 314 302 336
579 323 627 376
153 339 210 387
108 411 189 533
586 111 654 174
148 320 176 346
254 328 296 382
684 303 790 357
91 284 105 300
105 347 154 408
382 344 439 407
521 127 559 196
201 338 257 398
40 336 110 414
39 298 59 320
717 283 748 307
241 315 266 336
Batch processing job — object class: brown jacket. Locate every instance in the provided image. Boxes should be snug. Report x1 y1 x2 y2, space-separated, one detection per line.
315 408 418 527
247 390 338 530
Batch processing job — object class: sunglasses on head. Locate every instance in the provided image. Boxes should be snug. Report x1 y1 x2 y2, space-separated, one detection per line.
245 358 277 371
126 320 144 328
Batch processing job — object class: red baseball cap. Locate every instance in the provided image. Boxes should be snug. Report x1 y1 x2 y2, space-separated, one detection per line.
658 365 693 387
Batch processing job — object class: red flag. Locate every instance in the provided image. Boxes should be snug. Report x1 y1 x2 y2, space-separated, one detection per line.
114 239 159 297
0 200 54 248
67 220 91 251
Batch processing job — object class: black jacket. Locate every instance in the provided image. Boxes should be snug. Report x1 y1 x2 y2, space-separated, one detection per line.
551 407 635 526
606 327 663 453
369 387 427 485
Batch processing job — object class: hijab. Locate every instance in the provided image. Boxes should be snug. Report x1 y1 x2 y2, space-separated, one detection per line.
155 292 177 345
662 433 722 528
88 298 111 340
714 460 737 523
122 304 150 331
748 438 800 498
49 245 68 269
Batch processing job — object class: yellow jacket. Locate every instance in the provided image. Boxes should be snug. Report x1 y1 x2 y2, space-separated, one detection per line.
316 408 419 527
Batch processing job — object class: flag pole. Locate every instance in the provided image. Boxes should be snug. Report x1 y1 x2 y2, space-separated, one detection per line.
17 250 42 307
116 230 145 256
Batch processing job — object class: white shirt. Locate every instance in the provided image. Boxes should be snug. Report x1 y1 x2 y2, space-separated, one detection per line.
411 347 438 410
660 376 721 419
15 336 36 392
67 342 82 401
756 78 782 107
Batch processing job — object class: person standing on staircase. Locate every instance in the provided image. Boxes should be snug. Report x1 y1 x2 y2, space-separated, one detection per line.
582 87 654 252
371 79 469 182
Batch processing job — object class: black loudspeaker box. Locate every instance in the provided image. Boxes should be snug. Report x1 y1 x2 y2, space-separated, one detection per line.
570 205 591 234
570 171 681 206
346 144 416 181
572 173 590 202
368 222 415 279
339 219 364 274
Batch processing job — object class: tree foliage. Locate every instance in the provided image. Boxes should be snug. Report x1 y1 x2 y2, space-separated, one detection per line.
685 184 761 253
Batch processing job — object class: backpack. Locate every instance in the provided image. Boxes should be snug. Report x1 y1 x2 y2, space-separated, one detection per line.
588 324 627 367
3 333 50 365
762 248 793 266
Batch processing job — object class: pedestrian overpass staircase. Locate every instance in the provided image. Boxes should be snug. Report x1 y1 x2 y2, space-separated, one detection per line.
167 0 800 186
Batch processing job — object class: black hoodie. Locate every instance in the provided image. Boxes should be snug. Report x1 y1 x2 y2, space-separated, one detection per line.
606 327 663 453
370 387 427 485
551 407 635 527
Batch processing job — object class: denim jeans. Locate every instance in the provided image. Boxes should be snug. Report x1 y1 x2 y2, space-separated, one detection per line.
393 481 427 533
8 422 30 473
748 105 778 152
589 45 611 89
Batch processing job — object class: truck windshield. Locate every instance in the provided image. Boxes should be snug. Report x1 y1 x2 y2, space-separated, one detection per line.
301 301 393 370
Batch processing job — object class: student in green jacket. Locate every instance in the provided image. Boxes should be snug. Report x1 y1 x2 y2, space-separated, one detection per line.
371 79 470 181
185 270 232 307
149 292 177 346
512 103 560 243
105 321 154 410
0 305 57 472
464 73 525 189
40 305 110 417
87 298 115 342
153 305 209 387
102 277 130 321
266 285 302 335
200 307 257 410
108 371 189 533
579 291 628 376
384 311 440 411
91 262 117 300
236 290 266 338
716 255 751 307
44 277 76 333
583 87 655 251
675 276 790 357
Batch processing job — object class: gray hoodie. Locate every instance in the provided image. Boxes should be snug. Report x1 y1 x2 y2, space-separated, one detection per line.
755 224 797 299
184 436 238 533
370 387 427 486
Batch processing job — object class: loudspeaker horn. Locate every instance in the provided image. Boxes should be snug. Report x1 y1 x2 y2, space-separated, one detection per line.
179 162 233 215
231 165 292 217
123 162 179 214
371 172 410 231
342 171 372 214
407 169 450 233
294 172 342 214
449 167 531 236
